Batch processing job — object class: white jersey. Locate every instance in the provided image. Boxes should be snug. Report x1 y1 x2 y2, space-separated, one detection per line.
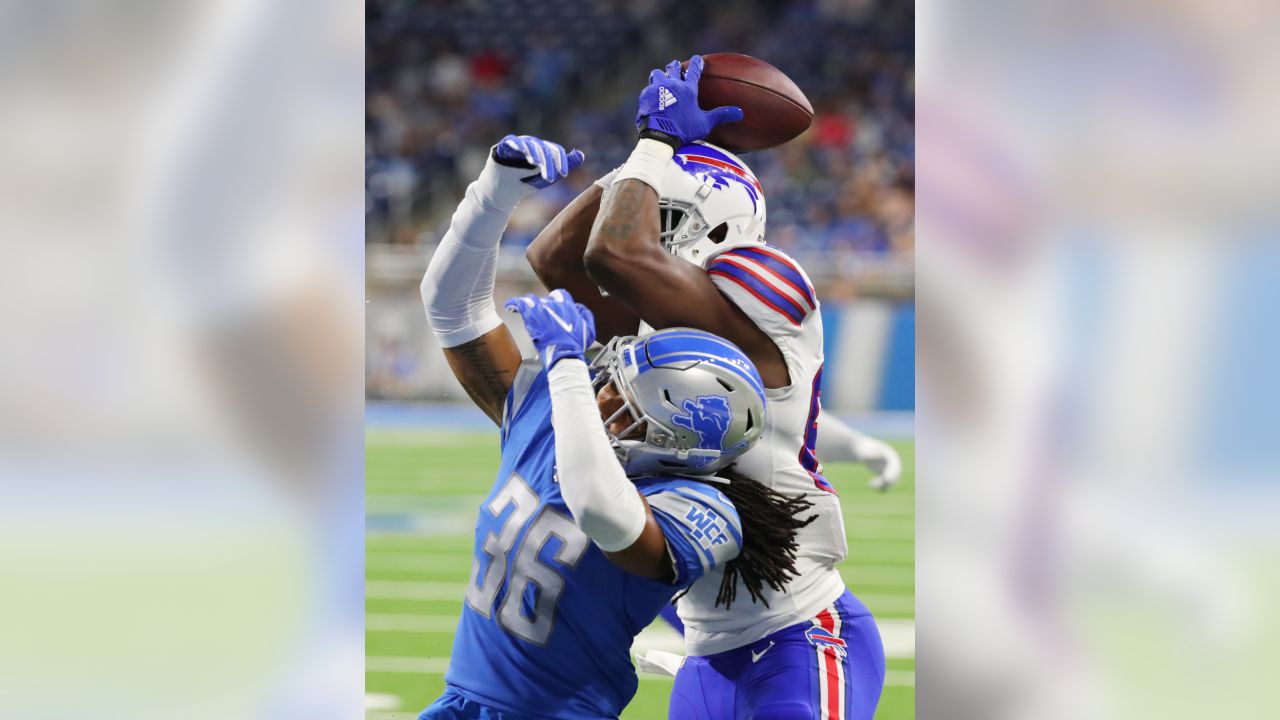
647 244 849 656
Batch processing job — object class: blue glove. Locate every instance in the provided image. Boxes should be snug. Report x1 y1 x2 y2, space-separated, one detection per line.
635 55 743 147
493 134 585 189
505 289 597 368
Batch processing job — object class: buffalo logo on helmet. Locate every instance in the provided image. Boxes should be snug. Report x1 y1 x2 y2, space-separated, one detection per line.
674 150 762 211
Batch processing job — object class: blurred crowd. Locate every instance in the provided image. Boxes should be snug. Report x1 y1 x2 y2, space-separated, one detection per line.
366 0 914 278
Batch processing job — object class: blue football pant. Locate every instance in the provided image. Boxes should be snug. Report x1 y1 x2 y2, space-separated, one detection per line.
421 688 519 720
668 590 885 720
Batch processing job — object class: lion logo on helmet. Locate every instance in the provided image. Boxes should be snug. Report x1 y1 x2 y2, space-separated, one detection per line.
671 395 733 451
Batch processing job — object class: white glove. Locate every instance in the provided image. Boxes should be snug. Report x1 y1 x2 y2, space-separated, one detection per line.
816 411 904 492
854 433 902 492
634 649 686 677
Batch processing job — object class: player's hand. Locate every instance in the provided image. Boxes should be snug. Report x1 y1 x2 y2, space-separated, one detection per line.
505 289 597 368
858 435 902 492
635 55 743 147
493 134 585 189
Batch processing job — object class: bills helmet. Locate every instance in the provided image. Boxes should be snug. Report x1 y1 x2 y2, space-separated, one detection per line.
654 141 767 267
590 327 766 476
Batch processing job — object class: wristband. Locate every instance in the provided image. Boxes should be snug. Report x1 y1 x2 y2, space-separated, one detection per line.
638 128 683 153
614 138 675 193
491 145 536 170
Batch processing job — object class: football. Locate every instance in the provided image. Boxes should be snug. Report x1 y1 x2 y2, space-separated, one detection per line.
682 53 814 152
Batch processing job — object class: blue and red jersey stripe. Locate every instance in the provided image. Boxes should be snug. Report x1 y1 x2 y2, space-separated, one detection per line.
728 246 817 310
708 260 807 327
706 247 817 327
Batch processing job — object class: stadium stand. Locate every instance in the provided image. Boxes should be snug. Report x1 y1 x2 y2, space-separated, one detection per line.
366 0 914 407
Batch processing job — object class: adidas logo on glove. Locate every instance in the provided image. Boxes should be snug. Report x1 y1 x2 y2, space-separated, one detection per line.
657 86 678 111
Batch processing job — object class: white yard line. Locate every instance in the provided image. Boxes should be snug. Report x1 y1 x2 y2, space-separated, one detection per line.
367 656 452 674
365 693 401 710
368 613 912 660
367 614 461 633
366 581 914 615
855 593 916 615
365 553 472 571
838 564 916 586
366 581 467 601
366 655 916 688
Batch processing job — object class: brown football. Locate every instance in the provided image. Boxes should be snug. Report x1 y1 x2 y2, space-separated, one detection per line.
681 53 814 153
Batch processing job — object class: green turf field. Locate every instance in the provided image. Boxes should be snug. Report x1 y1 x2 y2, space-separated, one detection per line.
366 429 914 719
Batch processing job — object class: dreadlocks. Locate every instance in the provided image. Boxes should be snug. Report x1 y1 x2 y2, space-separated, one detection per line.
676 466 816 609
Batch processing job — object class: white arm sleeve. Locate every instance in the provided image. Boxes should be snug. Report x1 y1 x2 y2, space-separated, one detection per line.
420 154 537 348
817 410 902 488
816 410 872 463
547 359 647 552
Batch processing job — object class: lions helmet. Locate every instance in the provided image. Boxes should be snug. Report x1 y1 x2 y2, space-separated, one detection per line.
654 141 767 267
590 327 766 477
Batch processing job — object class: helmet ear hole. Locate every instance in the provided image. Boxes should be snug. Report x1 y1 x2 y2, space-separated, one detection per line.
708 222 729 243
661 388 678 409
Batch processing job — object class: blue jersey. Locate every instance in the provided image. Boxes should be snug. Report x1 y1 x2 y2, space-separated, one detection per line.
438 362 743 719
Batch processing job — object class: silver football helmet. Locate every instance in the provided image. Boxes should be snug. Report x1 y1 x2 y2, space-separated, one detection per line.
589 327 766 477
654 141 767 267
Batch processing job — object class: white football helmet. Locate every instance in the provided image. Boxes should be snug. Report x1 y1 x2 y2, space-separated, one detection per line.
654 141 767 268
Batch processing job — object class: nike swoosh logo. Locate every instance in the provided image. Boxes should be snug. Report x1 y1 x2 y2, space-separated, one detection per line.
750 641 775 663
544 307 575 333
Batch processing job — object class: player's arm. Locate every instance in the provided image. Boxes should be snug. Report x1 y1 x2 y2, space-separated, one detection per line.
507 291 713 582
525 172 644 340
421 135 583 424
585 172 788 388
816 410 903 491
582 58 791 387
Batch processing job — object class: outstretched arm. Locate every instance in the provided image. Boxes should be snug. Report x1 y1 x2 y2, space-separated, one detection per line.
583 57 791 387
816 410 904 491
525 176 642 340
584 155 790 388
421 135 583 424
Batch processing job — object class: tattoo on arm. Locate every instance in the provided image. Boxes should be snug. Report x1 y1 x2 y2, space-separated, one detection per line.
443 326 523 426
587 179 792 388
593 180 651 252
526 184 640 340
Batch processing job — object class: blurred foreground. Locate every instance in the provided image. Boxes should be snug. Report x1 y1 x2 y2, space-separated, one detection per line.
917 0 1280 717
0 1 363 718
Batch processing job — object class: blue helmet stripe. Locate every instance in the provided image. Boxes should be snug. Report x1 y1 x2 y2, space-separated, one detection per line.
647 352 766 403
675 142 750 174
636 331 766 398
